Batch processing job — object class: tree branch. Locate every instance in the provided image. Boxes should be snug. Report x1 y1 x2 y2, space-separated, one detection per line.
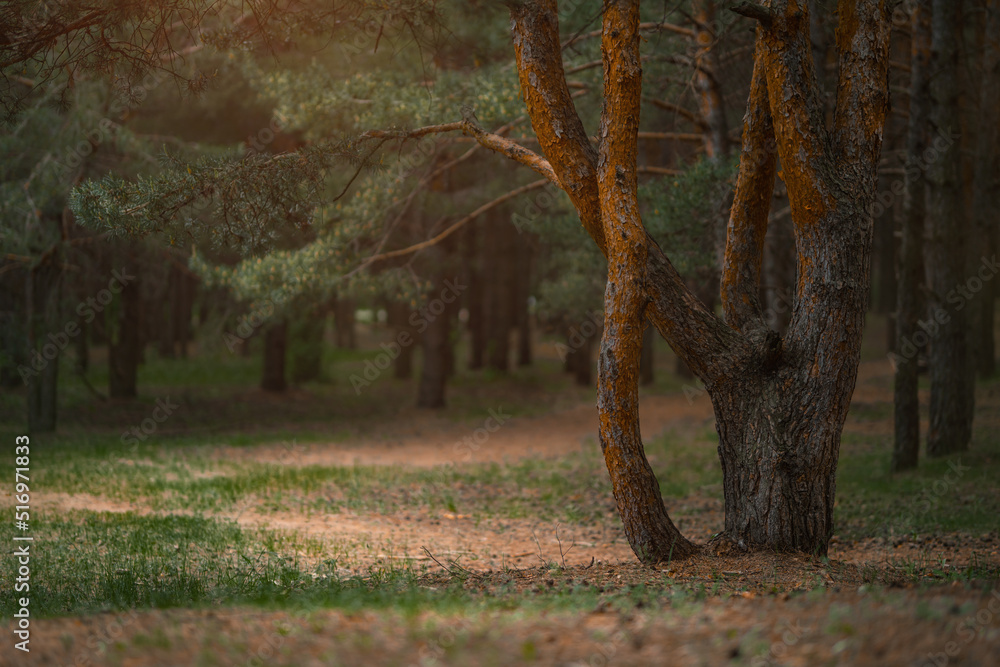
722 38 777 334
730 1 776 28
346 179 550 272
510 0 606 254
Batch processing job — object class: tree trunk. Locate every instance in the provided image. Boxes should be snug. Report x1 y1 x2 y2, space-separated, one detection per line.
892 0 931 473
417 278 449 409
970 0 999 379
485 209 515 372
26 264 60 433
174 268 195 359
109 270 140 399
925 0 974 456
515 234 534 367
464 225 486 370
503 0 891 560
290 313 325 383
260 320 288 392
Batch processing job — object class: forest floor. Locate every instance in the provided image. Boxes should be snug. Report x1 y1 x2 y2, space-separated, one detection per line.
3 334 1000 666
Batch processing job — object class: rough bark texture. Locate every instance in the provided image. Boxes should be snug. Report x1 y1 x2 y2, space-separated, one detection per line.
505 0 891 559
595 0 695 562
417 247 450 409
926 0 973 456
892 0 931 473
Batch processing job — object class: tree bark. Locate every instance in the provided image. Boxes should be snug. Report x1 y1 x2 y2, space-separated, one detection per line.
925 0 974 456
260 320 288 392
892 0 931 473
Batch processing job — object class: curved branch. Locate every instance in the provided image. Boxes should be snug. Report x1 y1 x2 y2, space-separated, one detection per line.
346 179 549 273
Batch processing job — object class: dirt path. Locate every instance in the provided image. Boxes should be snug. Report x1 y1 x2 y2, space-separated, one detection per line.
210 383 715 468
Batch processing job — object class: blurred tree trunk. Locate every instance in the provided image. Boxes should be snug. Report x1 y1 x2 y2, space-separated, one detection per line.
485 208 515 372
463 225 486 370
971 0 999 378
260 320 288 392
417 250 450 408
108 269 139 398
925 0 974 456
892 0 931 473
640 320 655 386
26 262 60 432
515 234 534 367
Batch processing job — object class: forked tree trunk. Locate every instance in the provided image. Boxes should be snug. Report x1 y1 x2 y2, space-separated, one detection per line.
892 0 931 473
502 0 891 561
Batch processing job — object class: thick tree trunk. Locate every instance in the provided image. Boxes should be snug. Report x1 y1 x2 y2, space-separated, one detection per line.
892 0 931 473
109 271 140 399
925 0 974 456
260 320 288 392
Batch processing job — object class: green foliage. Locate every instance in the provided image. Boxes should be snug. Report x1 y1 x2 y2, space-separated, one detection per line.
640 156 738 280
